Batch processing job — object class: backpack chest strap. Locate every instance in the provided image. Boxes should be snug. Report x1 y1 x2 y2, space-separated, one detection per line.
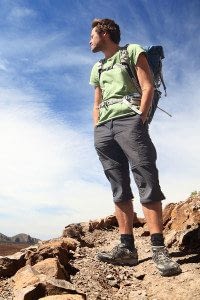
99 95 142 115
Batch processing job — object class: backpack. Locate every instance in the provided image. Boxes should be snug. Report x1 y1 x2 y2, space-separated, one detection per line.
98 44 169 123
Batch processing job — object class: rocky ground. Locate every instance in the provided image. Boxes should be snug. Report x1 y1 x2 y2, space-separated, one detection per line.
69 227 200 300
0 194 199 299
0 228 199 300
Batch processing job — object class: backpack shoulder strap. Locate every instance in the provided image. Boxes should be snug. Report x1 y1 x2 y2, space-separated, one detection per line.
97 59 104 79
119 44 141 94
97 58 115 79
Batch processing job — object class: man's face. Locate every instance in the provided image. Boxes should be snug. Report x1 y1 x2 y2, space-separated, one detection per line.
90 27 105 53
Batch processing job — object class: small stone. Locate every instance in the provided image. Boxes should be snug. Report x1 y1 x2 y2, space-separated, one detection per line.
106 274 115 280
134 272 145 280
108 279 119 288
119 274 124 280
124 280 132 286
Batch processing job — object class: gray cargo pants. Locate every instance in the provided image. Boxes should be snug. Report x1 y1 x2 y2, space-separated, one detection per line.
94 114 165 204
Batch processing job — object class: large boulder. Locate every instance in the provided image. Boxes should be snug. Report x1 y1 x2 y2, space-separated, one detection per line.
163 193 200 251
13 260 85 300
33 258 69 281
13 264 42 298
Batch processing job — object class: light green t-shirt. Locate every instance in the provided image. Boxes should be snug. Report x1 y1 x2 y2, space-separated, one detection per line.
90 44 145 124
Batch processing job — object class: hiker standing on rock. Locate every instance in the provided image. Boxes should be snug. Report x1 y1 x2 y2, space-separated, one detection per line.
89 18 181 276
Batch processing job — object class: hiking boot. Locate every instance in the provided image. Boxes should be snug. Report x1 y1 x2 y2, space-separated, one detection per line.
152 246 182 276
97 243 138 266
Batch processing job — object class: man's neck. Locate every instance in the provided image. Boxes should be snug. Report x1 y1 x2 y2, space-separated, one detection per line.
103 43 120 59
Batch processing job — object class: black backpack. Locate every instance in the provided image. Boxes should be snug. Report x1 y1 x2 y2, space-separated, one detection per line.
120 44 168 123
98 44 169 123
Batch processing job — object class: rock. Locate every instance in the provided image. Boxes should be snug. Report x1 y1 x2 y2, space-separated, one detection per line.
164 229 177 247
163 194 200 251
13 264 40 293
0 237 78 280
62 224 84 240
38 238 78 254
13 284 45 300
88 215 118 232
124 280 132 286
44 278 82 295
25 237 78 266
0 251 26 277
33 258 69 280
13 264 46 299
13 264 85 300
62 223 94 247
106 274 115 280
134 271 146 280
107 279 119 288
39 295 85 300
163 203 176 226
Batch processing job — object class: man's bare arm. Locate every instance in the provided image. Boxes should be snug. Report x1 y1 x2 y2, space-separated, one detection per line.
93 86 102 126
136 53 154 122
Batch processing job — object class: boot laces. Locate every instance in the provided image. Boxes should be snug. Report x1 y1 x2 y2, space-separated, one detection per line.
155 248 171 263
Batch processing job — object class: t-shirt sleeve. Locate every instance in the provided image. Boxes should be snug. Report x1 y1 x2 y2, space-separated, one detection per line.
89 62 100 86
127 44 146 66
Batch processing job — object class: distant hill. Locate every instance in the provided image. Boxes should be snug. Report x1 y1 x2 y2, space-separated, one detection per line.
0 233 40 244
0 233 11 243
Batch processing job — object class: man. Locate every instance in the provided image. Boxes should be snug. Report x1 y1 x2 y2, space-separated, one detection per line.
89 18 181 276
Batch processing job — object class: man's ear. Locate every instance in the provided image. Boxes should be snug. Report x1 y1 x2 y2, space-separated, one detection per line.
103 32 110 40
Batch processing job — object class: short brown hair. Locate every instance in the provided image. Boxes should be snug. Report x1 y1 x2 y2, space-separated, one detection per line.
92 18 121 44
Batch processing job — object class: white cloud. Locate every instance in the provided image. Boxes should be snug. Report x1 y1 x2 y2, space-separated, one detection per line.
150 70 200 206
36 47 94 69
0 58 8 71
8 6 36 21
0 86 115 239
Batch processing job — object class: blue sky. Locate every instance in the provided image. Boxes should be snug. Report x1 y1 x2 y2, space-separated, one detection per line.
0 0 199 239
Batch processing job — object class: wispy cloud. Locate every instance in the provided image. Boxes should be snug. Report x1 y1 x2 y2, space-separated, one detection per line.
150 69 200 204
37 47 95 69
7 6 36 21
0 85 113 239
0 58 8 71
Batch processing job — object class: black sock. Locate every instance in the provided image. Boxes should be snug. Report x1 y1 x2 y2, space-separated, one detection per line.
151 233 164 246
120 234 135 250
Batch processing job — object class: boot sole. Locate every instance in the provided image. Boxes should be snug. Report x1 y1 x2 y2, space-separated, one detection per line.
159 267 182 277
97 256 138 266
